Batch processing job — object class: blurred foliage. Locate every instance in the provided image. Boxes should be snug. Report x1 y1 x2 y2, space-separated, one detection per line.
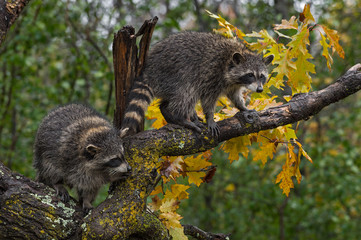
0 0 360 239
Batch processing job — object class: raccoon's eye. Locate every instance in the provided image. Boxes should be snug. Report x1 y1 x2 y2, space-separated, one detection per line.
247 73 255 78
104 157 122 168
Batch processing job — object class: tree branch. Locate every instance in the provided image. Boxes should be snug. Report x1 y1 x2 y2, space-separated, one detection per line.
0 161 83 239
183 224 231 240
123 65 361 157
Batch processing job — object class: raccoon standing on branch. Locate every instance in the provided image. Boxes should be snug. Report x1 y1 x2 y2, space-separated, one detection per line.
120 31 273 138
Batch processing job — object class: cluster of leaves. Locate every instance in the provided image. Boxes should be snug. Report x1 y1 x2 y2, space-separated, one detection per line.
145 4 345 239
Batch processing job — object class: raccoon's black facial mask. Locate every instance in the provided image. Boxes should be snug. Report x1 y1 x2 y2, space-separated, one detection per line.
104 157 123 168
260 74 267 84
238 73 256 85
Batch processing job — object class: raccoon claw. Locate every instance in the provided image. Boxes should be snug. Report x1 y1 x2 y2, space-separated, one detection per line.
59 192 70 203
55 185 70 203
208 122 220 138
193 120 205 129
83 207 93 216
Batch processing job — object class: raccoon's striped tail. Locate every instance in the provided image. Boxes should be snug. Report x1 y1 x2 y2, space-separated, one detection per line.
120 77 154 137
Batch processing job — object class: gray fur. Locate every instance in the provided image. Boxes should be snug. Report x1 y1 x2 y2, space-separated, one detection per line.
34 103 131 212
121 32 273 137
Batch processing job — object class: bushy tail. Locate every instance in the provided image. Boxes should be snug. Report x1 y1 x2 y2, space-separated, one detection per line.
120 77 154 137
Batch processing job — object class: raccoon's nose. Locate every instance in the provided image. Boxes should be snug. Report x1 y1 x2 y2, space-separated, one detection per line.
256 86 263 93
127 165 132 172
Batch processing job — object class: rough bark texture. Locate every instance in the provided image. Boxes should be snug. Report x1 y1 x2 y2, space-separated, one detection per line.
0 0 31 45
113 17 158 130
0 162 83 239
0 65 360 239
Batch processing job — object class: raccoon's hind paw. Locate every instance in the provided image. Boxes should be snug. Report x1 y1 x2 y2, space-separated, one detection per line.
208 122 220 138
192 118 205 129
179 121 202 133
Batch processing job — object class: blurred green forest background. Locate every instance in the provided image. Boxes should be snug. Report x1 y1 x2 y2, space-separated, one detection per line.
0 0 360 239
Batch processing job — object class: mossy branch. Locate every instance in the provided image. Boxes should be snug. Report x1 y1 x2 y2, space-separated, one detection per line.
124 65 361 157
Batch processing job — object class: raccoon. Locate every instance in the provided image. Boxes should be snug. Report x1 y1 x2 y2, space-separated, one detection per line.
120 31 273 137
33 103 131 212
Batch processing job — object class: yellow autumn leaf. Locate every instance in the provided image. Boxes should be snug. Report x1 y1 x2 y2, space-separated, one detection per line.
283 95 292 102
276 164 294 197
283 125 297 141
146 99 167 129
299 4 315 25
249 96 280 111
160 156 184 180
246 30 277 53
253 142 276 165
294 146 302 184
272 49 296 82
289 52 315 93
274 16 298 30
169 226 188 240
287 24 310 56
164 184 190 201
321 25 345 59
319 32 333 70
159 212 183 228
205 9 245 39
225 183 236 192
148 195 162 212
221 106 238 117
294 140 313 163
186 171 206 187
287 144 298 166
150 185 163 196
220 135 251 163
160 198 180 213
265 42 284 63
184 155 212 170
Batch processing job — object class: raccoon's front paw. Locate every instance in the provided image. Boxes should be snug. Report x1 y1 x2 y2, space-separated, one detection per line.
59 191 70 203
208 122 220 138
55 184 70 203
83 206 93 216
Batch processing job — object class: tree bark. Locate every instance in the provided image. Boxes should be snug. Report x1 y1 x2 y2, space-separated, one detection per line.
113 17 158 130
1 64 360 239
0 0 31 45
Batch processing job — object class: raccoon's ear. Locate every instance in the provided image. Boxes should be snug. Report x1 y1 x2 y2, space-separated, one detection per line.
232 52 245 65
85 144 101 156
263 55 274 65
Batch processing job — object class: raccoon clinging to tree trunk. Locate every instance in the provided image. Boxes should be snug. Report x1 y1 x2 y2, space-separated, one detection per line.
33 103 131 213
120 31 273 138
